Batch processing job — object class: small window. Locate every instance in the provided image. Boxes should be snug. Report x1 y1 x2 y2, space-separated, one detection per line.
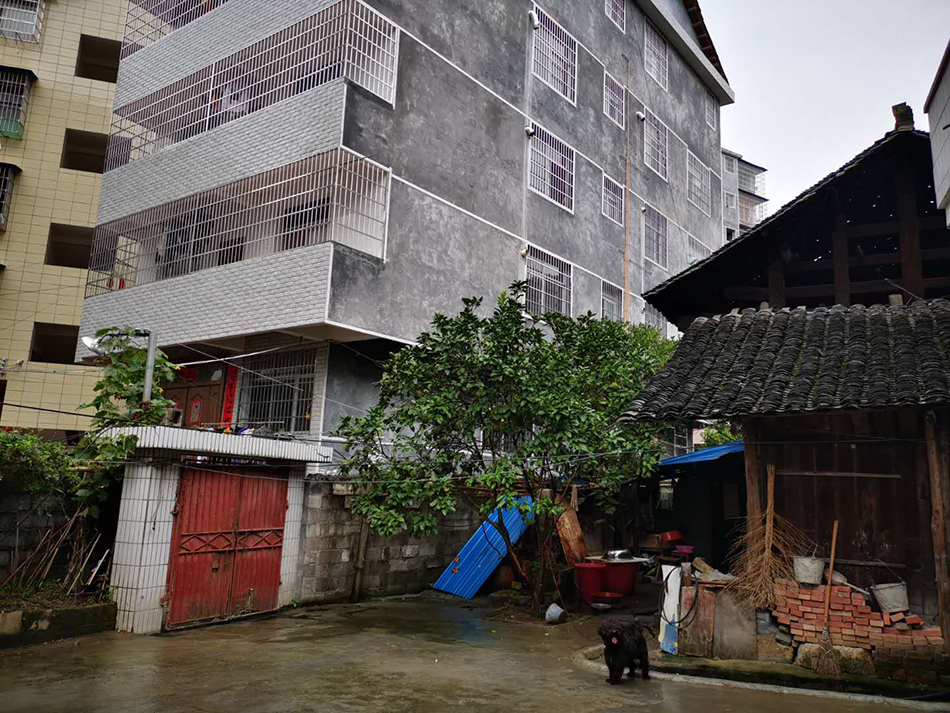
528 123 575 211
603 70 624 129
30 322 80 365
602 281 622 322
0 162 18 231
61 129 108 173
644 19 668 90
532 6 577 104
687 151 712 215
525 246 572 316
643 203 667 268
723 154 737 174
45 224 94 269
644 304 666 335
725 227 736 242
75 35 121 83
0 0 43 43
602 173 624 226
688 234 711 264
0 67 33 139
724 191 737 210
705 89 717 130
605 0 624 31
644 110 668 180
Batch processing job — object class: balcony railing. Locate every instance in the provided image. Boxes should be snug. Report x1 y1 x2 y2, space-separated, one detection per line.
0 0 43 43
0 163 18 231
86 148 390 297
107 0 399 172
0 67 32 139
122 0 232 59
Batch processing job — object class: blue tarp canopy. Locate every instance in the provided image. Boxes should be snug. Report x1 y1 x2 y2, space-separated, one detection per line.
658 441 743 467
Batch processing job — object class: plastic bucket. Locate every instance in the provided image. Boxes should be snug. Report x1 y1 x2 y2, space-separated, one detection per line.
870 582 909 613
574 562 606 604
603 562 638 595
793 556 825 585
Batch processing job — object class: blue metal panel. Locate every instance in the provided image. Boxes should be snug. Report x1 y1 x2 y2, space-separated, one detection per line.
658 441 743 467
433 497 532 599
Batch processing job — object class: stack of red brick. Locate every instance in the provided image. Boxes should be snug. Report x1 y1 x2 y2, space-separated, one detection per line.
772 579 945 652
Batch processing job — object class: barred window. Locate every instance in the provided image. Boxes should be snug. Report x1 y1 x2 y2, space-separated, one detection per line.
602 281 622 322
643 204 667 268
0 68 32 140
107 0 399 171
644 304 666 335
0 0 43 43
525 246 571 316
723 154 737 174
687 151 711 215
532 6 576 103
0 163 17 231
644 19 667 90
603 69 624 129
605 0 624 31
644 110 668 180
86 148 390 296
528 123 574 211
705 89 717 130
688 234 711 264
123 0 232 59
239 349 318 433
602 173 624 226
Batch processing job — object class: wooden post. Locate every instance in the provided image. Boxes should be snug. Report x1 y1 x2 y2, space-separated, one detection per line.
832 206 850 306
767 239 786 309
351 518 370 604
924 412 950 651
895 159 923 300
742 418 764 525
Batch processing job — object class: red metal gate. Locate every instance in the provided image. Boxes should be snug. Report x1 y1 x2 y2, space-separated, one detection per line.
165 468 288 629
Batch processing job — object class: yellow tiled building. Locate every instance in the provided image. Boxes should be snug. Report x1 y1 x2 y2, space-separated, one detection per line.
0 0 125 435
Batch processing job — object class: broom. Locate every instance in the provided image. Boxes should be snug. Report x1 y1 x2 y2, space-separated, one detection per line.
814 519 841 675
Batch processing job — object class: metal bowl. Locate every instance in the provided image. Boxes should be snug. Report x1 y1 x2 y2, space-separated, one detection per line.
604 549 634 561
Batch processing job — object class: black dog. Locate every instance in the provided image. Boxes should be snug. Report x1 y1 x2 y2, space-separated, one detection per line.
597 618 650 685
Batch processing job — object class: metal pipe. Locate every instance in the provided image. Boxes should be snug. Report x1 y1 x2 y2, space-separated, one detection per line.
142 330 157 404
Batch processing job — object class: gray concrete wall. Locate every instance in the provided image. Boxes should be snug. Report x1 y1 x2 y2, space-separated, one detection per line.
301 483 481 602
722 151 739 240
927 65 950 223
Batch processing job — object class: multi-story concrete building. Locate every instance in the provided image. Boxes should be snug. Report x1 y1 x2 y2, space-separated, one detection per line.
78 0 733 440
721 148 767 242
925 39 950 227
0 0 124 436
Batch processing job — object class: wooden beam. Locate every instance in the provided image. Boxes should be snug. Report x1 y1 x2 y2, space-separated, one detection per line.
924 412 950 652
923 247 950 261
742 419 764 524
776 470 901 479
833 206 850 305
895 159 924 299
787 252 901 274
784 279 913 300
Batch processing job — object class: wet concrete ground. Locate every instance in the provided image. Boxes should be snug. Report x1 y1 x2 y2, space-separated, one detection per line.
0 597 923 712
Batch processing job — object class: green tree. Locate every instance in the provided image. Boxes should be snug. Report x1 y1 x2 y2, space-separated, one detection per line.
0 430 74 493
334 284 674 615
699 420 741 448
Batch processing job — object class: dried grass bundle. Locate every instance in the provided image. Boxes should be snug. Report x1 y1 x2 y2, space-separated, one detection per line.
725 465 814 610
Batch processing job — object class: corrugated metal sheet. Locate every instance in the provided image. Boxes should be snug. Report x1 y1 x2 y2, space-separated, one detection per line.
433 498 532 599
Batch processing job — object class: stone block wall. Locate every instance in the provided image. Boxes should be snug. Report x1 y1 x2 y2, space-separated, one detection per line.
300 483 482 603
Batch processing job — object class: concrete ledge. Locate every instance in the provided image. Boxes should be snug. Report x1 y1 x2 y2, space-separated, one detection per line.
0 603 117 649
573 645 949 707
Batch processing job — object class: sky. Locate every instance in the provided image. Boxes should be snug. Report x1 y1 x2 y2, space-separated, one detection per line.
701 0 950 213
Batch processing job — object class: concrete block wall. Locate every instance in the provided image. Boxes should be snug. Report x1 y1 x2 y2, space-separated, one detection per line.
300 483 481 603
0 491 68 582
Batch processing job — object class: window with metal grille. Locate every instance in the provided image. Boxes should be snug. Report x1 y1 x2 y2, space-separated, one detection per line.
722 154 737 174
0 0 43 42
603 69 624 129
602 281 622 322
643 203 667 268
532 6 576 104
602 173 624 226
0 163 17 231
687 151 711 215
0 68 31 139
644 110 668 180
688 234 711 264
107 0 399 171
86 148 390 296
644 304 666 335
238 348 318 433
122 0 232 58
705 89 717 130
605 0 624 31
528 123 574 211
644 19 667 90
525 246 571 316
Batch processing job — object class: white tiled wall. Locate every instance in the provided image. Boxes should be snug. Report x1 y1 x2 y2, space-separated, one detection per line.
278 472 306 607
112 462 179 634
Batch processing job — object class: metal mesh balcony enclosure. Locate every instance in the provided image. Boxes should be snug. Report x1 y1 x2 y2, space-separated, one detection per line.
107 0 399 171
122 0 232 59
86 148 390 296
0 0 43 42
525 246 571 316
238 348 318 433
738 161 767 198
0 163 17 231
0 68 32 139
